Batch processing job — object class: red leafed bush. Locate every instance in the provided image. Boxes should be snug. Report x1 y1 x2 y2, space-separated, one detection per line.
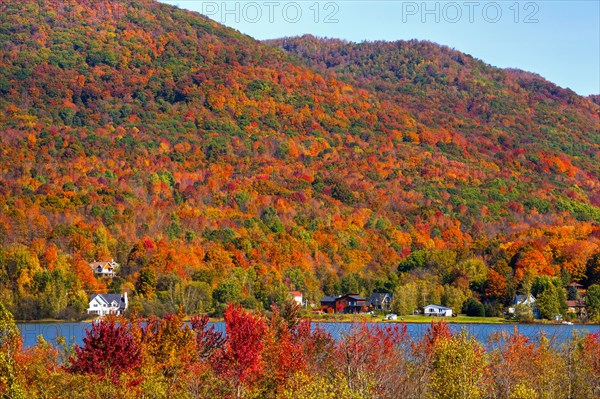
67 319 141 381
416 320 453 355
582 331 600 376
212 304 266 397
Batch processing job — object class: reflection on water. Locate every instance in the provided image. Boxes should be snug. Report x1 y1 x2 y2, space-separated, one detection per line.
17 320 599 349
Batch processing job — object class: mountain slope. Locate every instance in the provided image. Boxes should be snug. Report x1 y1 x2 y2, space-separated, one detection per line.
267 36 599 200
0 0 599 319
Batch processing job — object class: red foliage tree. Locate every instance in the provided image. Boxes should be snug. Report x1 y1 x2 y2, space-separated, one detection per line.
68 319 141 382
334 323 410 396
581 331 600 376
72 253 106 293
513 247 554 282
212 304 266 398
485 269 508 301
417 320 453 356
262 304 313 393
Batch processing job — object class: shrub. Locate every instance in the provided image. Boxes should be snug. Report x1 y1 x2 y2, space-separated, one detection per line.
462 297 485 317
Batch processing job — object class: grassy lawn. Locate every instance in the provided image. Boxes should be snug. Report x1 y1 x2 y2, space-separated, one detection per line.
383 315 509 324
309 313 509 324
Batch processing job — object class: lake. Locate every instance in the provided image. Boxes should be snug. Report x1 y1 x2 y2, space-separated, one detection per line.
17 320 600 349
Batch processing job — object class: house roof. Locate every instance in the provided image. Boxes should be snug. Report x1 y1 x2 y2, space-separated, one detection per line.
513 294 536 305
290 291 302 297
91 293 126 308
320 296 339 303
369 293 391 300
90 260 119 269
566 300 585 308
320 294 366 303
424 304 452 310
567 282 584 288
346 294 366 301
368 293 392 305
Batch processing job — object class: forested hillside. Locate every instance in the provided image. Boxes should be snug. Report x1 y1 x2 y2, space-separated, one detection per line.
0 0 599 320
268 36 600 204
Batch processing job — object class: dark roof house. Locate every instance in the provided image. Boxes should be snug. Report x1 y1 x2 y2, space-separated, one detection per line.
368 293 393 310
338 294 367 313
320 294 367 314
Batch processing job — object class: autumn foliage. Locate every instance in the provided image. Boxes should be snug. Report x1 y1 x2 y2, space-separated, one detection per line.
67 318 141 381
0 0 598 396
2 305 599 399
212 304 267 397
0 0 598 325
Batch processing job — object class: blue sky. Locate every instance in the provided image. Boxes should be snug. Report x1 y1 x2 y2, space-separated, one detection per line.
161 1 599 96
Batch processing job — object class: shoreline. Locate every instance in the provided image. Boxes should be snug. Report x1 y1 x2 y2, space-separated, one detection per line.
16 316 599 326
308 318 596 326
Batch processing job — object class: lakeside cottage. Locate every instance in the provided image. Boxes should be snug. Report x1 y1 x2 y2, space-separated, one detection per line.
567 282 586 296
423 304 453 317
87 293 128 317
290 291 303 306
320 296 338 313
90 259 119 278
320 294 367 314
566 299 586 317
368 293 393 311
565 283 587 318
508 294 541 319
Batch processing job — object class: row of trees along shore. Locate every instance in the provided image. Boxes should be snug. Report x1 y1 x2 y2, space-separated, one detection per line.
1 301 599 399
4 226 600 322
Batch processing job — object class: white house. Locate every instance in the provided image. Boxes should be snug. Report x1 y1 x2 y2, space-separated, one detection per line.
290 291 303 306
508 294 541 319
423 304 453 317
90 259 119 278
87 293 128 317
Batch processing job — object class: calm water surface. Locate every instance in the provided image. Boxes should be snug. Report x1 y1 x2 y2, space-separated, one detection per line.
17 321 599 349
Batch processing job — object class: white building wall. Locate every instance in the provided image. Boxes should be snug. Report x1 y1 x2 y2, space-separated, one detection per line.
424 306 452 316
